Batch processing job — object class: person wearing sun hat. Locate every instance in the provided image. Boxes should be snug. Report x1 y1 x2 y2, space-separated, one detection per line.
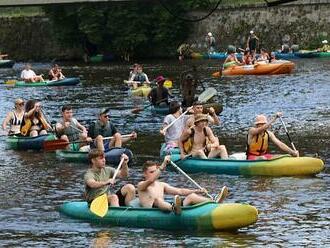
2 98 25 135
179 113 228 160
148 75 171 107
88 107 137 152
247 112 299 160
318 40 330 52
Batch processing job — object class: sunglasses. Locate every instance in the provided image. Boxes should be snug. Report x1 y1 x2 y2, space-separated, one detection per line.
17 102 24 106
102 115 110 118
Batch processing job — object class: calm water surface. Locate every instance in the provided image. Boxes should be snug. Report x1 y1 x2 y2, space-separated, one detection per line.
0 59 329 247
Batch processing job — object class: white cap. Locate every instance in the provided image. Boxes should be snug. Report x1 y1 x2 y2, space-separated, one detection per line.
250 30 254 34
322 40 328 44
208 32 212 37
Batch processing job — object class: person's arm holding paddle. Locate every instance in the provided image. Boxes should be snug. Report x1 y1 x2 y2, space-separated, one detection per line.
116 154 130 179
137 156 170 191
208 107 220 125
249 112 281 136
268 131 299 157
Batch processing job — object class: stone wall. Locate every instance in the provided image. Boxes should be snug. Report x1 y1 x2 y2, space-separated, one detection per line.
0 16 82 61
189 1 330 52
0 1 329 60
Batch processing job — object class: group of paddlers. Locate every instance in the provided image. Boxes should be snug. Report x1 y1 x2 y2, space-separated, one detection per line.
20 63 65 83
2 59 299 215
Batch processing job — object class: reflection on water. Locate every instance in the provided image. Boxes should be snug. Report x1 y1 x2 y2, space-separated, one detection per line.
0 59 329 247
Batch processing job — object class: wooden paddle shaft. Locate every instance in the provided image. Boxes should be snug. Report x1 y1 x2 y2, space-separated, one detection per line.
102 134 132 140
112 157 125 180
170 161 213 199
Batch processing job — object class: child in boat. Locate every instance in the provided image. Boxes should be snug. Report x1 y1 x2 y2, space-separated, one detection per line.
246 113 299 160
129 156 228 214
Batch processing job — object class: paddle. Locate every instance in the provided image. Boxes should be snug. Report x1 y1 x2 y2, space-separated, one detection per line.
162 109 190 134
90 157 125 217
43 134 133 151
131 98 167 114
170 161 213 199
279 116 297 151
198 87 217 103
124 79 173 89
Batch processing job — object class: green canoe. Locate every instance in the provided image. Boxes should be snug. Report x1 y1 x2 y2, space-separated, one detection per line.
6 134 56 150
56 147 133 165
13 77 80 87
59 201 258 232
170 154 324 176
319 52 330 57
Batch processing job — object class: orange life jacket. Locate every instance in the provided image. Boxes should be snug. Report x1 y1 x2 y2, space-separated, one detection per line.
21 115 48 136
247 131 269 156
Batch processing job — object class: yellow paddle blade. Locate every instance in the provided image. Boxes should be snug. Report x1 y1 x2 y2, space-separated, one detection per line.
164 80 173 88
90 193 108 217
5 79 16 84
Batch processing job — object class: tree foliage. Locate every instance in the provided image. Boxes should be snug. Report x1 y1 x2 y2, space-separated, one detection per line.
44 1 199 59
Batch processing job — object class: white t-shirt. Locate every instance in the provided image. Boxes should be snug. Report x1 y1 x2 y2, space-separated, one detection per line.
21 69 36 79
163 114 190 143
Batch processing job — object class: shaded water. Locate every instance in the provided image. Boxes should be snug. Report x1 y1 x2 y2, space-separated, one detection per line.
0 59 329 247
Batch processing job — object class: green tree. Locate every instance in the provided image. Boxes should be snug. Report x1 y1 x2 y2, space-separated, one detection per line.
44 1 213 59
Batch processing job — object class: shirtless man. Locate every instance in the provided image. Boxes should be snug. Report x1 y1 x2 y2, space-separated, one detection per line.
185 101 220 128
180 114 228 160
134 156 228 214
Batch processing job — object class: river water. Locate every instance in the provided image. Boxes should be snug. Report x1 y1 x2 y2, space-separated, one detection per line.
0 59 329 247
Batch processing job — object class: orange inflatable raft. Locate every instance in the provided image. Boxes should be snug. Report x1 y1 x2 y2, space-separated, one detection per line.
212 60 295 77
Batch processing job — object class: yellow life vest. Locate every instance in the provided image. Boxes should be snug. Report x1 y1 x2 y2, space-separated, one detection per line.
21 115 48 136
247 131 269 156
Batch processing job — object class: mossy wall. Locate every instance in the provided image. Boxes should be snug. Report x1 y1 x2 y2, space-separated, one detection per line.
0 16 81 61
189 2 330 52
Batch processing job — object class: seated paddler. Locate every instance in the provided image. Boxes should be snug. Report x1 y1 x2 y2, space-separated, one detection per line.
247 113 299 160
88 108 137 152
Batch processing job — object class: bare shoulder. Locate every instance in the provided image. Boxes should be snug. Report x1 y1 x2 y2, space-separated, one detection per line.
137 180 146 186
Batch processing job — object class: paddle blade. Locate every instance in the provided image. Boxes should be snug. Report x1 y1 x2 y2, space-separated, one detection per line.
164 80 173 88
43 139 69 151
90 194 108 217
198 87 217 103
5 79 16 84
212 71 221 77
